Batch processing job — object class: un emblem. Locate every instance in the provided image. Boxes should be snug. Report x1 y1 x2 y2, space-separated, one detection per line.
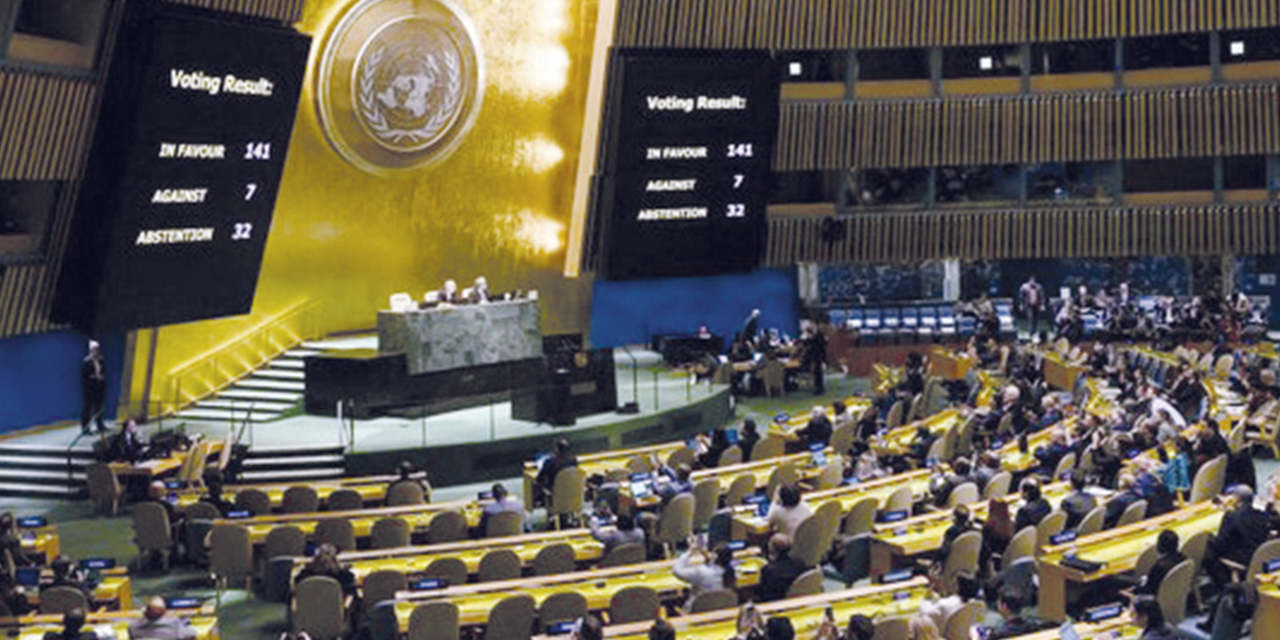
316 0 484 175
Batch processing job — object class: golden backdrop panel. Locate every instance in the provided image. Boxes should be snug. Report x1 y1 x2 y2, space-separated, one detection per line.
136 0 601 412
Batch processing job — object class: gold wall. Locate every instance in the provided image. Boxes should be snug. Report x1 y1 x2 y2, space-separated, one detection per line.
136 0 601 412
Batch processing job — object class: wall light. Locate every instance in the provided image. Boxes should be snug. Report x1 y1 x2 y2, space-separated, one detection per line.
1230 41 1246 56
788 62 803 76
978 56 994 70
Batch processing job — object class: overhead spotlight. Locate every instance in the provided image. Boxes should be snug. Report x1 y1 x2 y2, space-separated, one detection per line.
788 62 803 77
1230 41 1245 56
978 56 994 70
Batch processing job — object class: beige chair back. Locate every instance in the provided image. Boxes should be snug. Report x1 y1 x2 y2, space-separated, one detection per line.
38 586 88 615
539 591 587 627
1002 526 1037 571
786 567 824 598
1190 455 1227 503
264 525 306 560
947 482 980 508
1035 511 1067 549
85 463 121 517
325 489 363 511
131 502 173 564
942 530 982 585
477 549 522 582
484 594 536 640
883 486 912 514
1133 544 1160 578
485 511 524 538
210 523 254 587
724 474 757 506
184 501 221 521
1157 559 1196 624
371 517 410 549
761 360 786 396
842 497 878 536
1076 505 1106 537
925 436 947 463
1180 530 1211 571
533 543 576 576
766 463 799 499
831 423 857 456
609 586 660 624
983 472 1013 499
234 488 272 516
600 542 646 568
283 485 320 513
943 601 985 640
666 447 696 470
751 437 786 461
688 588 738 613
790 515 830 568
813 500 843 551
423 557 468 587
885 400 905 428
548 468 586 527
386 481 426 507
1116 499 1148 528
315 518 356 552
692 479 721 532
1053 453 1077 481
719 445 743 466
428 511 468 544
408 601 459 640
362 569 407 606
656 494 695 553
1245 539 1280 583
871 618 909 640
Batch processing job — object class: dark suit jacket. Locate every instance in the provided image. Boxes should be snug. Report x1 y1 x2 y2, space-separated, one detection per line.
1015 498 1052 531
1211 507 1275 564
1136 551 1186 596
758 552 806 602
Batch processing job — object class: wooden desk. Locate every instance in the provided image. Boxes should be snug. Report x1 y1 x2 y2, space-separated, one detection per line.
597 578 932 639
109 441 224 479
1004 616 1137 639
391 555 767 629
1041 351 1087 392
175 474 397 509
0 609 216 639
928 346 974 380
310 529 606 584
1257 582 1280 637
213 500 484 546
1036 501 1224 622
871 408 961 457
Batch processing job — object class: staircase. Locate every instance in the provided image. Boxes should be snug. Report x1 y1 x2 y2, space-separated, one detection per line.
237 445 347 483
174 348 317 424
0 442 93 498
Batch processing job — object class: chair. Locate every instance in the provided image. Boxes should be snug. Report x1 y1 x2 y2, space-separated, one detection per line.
485 511 524 538
813 500 844 553
692 479 721 532
982 472 1013 499
724 474 757 505
600 542 646 568
871 618 909 640
315 518 356 552
831 423 857 457
1052 452 1077 481
1116 499 1148 528
423 557 468 587
427 511 468 544
1077 505 1107 537
1133 545 1160 579
1000 527 1037 572
885 400 906 428
942 601 985 640
765 463 799 500
264 525 306 561
210 523 254 595
326 489 363 511
608 586 660 624
1181 530 1211 571
131 501 174 571
85 463 121 517
38 585 89 614
719 445 743 466
751 437 786 461
947 482 980 508
478 549 522 582
687 588 738 613
548 467 586 530
883 486 912 514
925 437 947 463
1242 539 1280 584
940 531 982 586
234 488 273 516
842 497 878 536
786 567 824 597
761 359 786 397
814 461 845 490
408 601 459 640
666 447 696 470
655 494 694 558
184 501 221 521
386 482 427 506
294 576 347 640
371 517 410 549
790 515 830 568
1157 559 1196 624
1035 511 1067 549
539 591 588 628
533 543 576 576
1189 455 1227 503
362 569 407 607
282 486 320 513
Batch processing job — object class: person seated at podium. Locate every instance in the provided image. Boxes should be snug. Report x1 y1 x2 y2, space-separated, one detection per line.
45 555 91 597
1013 478 1052 531
42 607 95 640
1133 530 1185 597
589 508 645 553
739 419 761 462
468 276 491 304
0 573 33 615
199 470 235 517
790 406 832 451
388 460 432 502
695 425 732 469
1060 473 1097 530
117 418 146 464
0 511 34 568
534 439 578 507
129 596 198 640
294 543 356 597
766 484 812 538
758 534 804 602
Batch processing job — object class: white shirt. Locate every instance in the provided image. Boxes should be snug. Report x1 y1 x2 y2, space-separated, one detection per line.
766 502 813 538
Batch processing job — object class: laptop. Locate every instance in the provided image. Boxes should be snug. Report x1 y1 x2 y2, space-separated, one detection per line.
16 516 46 528
15 567 40 587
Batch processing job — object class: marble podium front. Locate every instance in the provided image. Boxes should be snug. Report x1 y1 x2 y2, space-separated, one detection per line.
377 300 542 375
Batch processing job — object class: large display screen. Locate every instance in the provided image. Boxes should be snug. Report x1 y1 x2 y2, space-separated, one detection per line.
54 0 310 332
596 50 779 281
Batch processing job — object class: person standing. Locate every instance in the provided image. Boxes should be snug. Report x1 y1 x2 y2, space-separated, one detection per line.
1018 276 1045 335
802 322 828 396
80 340 106 435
